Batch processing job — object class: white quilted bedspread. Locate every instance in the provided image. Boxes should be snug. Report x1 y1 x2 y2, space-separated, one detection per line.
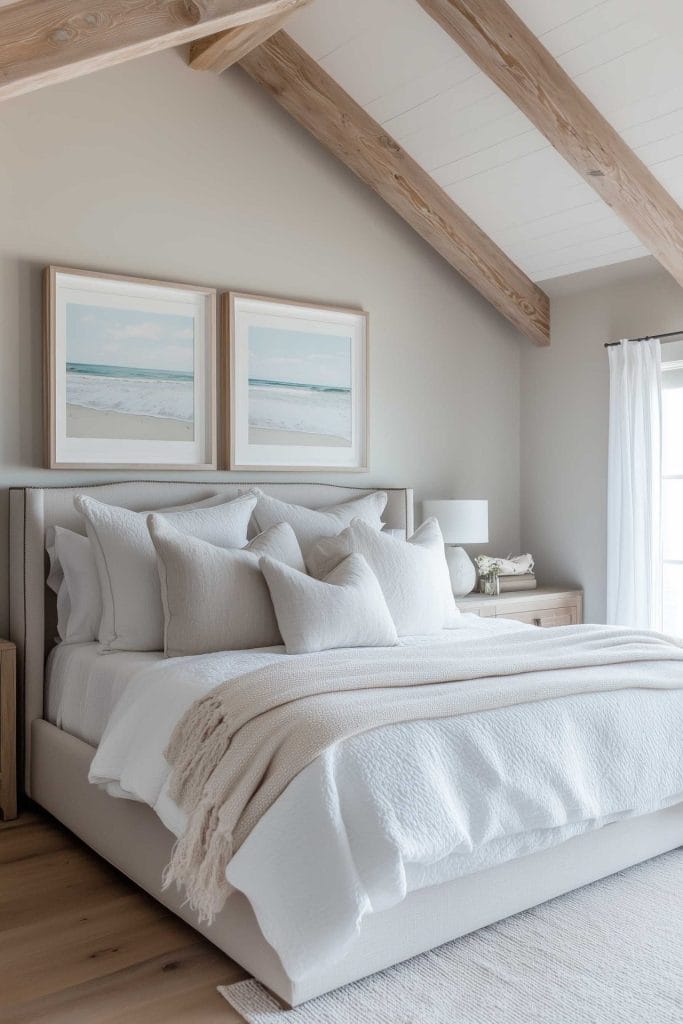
89 616 683 981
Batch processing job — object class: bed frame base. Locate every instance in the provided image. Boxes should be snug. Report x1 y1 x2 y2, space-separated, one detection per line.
32 718 683 1006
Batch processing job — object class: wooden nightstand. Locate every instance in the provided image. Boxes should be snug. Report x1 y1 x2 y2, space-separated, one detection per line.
455 586 583 627
0 640 17 820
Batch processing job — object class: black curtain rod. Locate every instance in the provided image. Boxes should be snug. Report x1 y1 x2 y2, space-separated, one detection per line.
604 329 683 348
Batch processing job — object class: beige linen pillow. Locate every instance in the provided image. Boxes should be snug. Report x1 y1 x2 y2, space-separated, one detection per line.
260 553 398 655
148 516 305 657
307 517 460 636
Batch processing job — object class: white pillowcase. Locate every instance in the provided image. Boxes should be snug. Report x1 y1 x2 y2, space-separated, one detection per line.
307 517 460 636
75 492 256 652
46 527 64 595
244 488 387 559
260 553 398 655
46 526 73 641
45 492 225 643
47 527 102 644
148 517 305 657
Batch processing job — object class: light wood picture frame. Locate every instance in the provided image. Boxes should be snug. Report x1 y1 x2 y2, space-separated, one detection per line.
44 266 217 470
224 291 368 472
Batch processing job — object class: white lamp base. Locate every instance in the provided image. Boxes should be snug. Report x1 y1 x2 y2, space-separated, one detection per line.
445 545 476 596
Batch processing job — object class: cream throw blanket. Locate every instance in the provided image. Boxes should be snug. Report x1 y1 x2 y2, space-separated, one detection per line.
163 626 683 921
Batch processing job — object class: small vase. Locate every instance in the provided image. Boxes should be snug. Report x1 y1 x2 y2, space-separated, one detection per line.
480 575 499 597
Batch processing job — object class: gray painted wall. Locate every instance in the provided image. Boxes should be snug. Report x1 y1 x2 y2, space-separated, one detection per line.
520 258 683 623
0 50 523 636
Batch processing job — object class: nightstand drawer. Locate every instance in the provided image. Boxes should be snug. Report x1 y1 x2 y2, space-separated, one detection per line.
456 587 583 628
497 606 578 628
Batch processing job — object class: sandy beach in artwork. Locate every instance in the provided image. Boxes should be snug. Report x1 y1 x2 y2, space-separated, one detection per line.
248 426 349 447
67 404 193 441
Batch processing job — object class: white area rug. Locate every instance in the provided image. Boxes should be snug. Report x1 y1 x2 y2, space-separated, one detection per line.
220 849 683 1023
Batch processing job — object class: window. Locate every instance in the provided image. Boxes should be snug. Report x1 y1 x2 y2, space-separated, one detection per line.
662 362 683 636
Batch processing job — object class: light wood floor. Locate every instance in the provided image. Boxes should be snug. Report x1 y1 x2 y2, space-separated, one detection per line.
0 810 249 1023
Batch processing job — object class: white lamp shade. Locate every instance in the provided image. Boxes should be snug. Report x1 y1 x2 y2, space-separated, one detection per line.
421 499 489 544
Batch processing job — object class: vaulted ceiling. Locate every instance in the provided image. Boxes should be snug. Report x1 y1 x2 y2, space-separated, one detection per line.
287 0 683 283
4 0 683 346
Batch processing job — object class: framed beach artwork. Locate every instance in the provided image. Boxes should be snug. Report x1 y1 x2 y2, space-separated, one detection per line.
226 292 368 471
44 267 217 469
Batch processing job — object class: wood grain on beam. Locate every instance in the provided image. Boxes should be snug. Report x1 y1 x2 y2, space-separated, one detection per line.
0 0 307 101
418 0 683 288
189 2 307 73
240 33 549 345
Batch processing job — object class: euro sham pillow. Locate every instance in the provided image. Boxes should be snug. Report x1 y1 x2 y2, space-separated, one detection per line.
243 488 387 559
260 553 398 655
75 492 257 652
148 517 305 657
46 527 102 644
46 491 224 643
307 517 460 636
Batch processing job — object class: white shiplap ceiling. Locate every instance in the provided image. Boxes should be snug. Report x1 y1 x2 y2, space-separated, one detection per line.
286 0 683 282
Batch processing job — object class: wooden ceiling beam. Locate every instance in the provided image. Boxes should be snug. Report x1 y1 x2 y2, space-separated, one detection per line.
189 1 308 73
418 0 683 289
239 33 549 346
0 0 307 102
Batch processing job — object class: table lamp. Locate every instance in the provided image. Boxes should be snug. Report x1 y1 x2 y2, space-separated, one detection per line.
421 499 489 596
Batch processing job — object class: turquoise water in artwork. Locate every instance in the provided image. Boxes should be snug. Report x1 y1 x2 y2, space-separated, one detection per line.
67 362 193 383
247 379 352 441
248 377 350 394
66 363 194 421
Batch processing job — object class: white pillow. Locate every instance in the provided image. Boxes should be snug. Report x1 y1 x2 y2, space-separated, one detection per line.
46 526 72 641
50 527 102 644
148 517 305 657
243 488 387 559
46 527 64 594
260 553 398 655
75 492 257 652
307 517 460 636
45 492 224 643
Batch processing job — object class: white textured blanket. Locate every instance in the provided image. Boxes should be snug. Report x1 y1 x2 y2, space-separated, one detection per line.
162 625 683 921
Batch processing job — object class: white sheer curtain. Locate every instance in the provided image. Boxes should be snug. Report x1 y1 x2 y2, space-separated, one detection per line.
606 338 662 629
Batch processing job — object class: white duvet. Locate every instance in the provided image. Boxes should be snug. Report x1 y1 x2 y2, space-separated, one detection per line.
89 616 683 981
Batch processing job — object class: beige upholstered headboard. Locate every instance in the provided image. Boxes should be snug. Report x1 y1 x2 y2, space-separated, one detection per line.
9 481 413 793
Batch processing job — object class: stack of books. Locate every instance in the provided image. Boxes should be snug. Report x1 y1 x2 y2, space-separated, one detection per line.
497 572 536 593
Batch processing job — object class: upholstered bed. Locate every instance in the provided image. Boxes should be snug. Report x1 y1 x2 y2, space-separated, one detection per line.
9 482 683 1007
